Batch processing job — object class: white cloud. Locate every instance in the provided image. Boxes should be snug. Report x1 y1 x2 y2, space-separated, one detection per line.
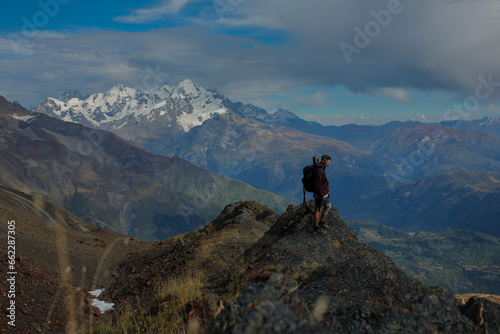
0 37 34 55
377 87 412 104
199 0 500 98
114 0 194 23
407 113 427 122
3 0 500 115
294 91 327 108
303 113 343 123
487 104 500 112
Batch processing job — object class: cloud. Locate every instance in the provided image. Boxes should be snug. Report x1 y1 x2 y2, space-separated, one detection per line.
294 91 327 108
486 104 500 112
407 113 427 122
376 87 412 104
2 0 500 111
303 113 343 124
0 26 287 106
113 0 194 23
205 0 500 97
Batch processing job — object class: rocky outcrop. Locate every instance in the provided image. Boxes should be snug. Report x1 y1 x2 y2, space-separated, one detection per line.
208 274 500 334
242 201 450 308
92 200 500 332
208 201 500 333
102 201 278 312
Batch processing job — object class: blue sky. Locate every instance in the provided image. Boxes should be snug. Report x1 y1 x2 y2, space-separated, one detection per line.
1 0 500 125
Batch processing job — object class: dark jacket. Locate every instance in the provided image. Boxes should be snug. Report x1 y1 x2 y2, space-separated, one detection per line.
313 162 329 198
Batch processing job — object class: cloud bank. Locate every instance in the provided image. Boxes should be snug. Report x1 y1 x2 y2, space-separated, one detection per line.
1 0 500 115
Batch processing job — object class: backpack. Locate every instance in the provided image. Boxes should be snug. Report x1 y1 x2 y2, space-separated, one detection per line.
302 156 320 205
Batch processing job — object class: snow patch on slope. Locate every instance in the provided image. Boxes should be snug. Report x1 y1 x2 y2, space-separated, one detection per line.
89 289 115 313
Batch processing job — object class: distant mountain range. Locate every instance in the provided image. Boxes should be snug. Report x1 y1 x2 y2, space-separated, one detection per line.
36 81 397 203
34 80 500 238
347 171 500 236
0 95 289 241
37 81 500 185
36 80 229 132
264 117 500 181
36 79 295 133
33 80 500 238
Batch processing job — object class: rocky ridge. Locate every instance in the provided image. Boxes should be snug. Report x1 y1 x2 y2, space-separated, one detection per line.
100 201 278 312
1 188 499 333
98 200 500 333
209 201 500 333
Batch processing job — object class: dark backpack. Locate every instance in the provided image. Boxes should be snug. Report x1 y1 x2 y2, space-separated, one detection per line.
302 156 319 204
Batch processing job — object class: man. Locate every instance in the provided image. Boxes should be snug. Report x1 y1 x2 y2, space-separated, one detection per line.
313 155 332 232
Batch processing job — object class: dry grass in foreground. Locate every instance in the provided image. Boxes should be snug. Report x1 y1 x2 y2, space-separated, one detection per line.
89 273 210 334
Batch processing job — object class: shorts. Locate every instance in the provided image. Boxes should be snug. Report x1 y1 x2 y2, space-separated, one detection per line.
315 194 331 208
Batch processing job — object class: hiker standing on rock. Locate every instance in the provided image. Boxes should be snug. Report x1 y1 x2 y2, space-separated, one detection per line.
313 155 332 232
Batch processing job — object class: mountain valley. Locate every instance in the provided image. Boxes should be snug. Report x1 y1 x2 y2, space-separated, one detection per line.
348 219 500 295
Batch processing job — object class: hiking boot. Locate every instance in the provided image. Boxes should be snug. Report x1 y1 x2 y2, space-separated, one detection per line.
313 226 320 233
319 221 328 228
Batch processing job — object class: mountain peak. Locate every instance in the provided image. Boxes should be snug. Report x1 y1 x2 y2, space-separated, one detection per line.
174 79 201 97
107 84 138 97
0 95 33 117
258 107 299 125
179 78 195 86
57 89 85 103
273 108 298 119
242 200 440 307
145 82 173 100
481 115 500 124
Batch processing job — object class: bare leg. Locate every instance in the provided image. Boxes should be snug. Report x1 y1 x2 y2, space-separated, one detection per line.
314 206 321 227
320 203 332 222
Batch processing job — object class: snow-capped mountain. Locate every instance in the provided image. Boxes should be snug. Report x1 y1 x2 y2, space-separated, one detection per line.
36 79 228 132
